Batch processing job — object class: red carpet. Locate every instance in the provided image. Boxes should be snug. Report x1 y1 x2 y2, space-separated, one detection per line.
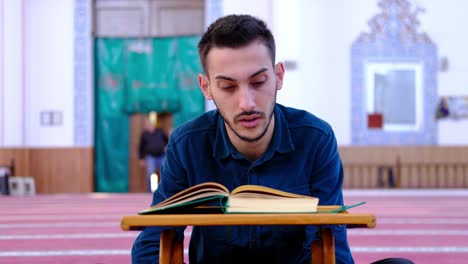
1 190 467 263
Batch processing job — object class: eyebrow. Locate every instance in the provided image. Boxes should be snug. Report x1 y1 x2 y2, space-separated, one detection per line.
214 68 268 81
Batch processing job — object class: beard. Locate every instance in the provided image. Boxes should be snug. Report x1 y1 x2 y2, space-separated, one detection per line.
213 89 277 143
227 109 274 142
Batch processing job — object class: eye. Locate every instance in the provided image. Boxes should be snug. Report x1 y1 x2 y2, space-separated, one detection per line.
218 81 236 90
221 85 235 90
251 76 267 88
251 81 265 88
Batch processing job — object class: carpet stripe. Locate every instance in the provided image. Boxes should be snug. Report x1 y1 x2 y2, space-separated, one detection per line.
351 246 468 253
344 189 468 196
348 229 468 235
377 218 468 224
0 222 117 228
3 247 468 257
0 250 130 257
0 215 129 221
0 233 138 240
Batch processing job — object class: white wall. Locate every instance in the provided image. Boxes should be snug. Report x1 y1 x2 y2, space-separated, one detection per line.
273 0 305 112
1 0 467 147
1 0 75 147
297 1 381 145
223 0 468 145
1 0 25 146
297 0 468 145
0 0 4 145
417 0 468 145
222 0 272 27
24 0 74 147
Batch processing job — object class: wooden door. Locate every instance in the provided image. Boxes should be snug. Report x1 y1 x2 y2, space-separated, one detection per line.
129 114 147 192
94 0 205 192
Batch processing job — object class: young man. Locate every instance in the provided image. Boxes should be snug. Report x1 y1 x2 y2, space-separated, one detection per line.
132 15 410 264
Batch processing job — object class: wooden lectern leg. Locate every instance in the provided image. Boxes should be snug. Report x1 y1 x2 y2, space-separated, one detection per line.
311 238 323 263
322 228 335 264
160 229 184 264
310 228 335 264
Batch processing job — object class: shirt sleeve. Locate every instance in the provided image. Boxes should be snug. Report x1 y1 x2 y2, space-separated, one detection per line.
131 137 188 263
303 127 355 264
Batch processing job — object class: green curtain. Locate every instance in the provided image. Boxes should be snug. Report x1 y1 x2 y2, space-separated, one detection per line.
124 39 180 114
174 37 205 126
94 39 129 193
94 36 204 192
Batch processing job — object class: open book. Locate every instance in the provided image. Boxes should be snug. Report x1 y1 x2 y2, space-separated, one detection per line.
138 182 320 214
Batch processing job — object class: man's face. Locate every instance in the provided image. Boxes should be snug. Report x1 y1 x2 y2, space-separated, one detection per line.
199 41 284 142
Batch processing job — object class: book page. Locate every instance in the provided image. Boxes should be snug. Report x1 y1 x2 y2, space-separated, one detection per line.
156 187 227 207
227 191 319 213
139 191 227 214
139 182 229 213
158 182 228 205
231 185 312 199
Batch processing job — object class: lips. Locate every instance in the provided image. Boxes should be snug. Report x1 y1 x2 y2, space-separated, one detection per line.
238 115 261 128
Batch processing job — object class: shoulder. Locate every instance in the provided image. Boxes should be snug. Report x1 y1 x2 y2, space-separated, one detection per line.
169 110 218 143
277 104 334 136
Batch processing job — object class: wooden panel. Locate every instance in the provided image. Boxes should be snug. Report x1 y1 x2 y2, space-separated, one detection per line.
94 0 150 37
342 167 352 189
0 148 30 176
94 0 205 37
150 0 204 36
129 114 147 193
4 146 467 192
459 166 468 187
339 146 468 189
446 166 455 188
0 147 93 193
29 148 93 193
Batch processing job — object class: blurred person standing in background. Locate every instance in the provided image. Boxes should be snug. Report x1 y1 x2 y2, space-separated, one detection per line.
138 112 173 192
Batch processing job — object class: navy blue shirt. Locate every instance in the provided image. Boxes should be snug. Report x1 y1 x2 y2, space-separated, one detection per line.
132 104 354 264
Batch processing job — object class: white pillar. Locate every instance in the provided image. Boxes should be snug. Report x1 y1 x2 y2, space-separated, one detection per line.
0 0 4 145
2 0 25 146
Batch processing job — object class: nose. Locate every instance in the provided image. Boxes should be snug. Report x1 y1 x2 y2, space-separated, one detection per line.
238 87 255 112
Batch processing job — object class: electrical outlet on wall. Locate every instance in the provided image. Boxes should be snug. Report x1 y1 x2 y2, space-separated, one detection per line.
51 111 63 126
40 111 52 126
40 111 63 126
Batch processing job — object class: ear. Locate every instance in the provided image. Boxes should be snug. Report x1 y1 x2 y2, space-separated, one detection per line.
198 74 212 100
274 62 285 91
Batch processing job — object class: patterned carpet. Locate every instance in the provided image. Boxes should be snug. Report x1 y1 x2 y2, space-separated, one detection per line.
1 189 467 263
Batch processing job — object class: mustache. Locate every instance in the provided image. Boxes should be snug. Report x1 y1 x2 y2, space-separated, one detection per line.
235 111 264 119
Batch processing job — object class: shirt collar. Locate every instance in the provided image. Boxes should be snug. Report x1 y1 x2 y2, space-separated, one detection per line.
212 104 295 160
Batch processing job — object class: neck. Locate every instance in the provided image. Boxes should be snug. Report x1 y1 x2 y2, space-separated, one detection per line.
227 114 275 162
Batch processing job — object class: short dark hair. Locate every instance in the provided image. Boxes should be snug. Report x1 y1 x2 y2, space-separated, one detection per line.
198 14 276 74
